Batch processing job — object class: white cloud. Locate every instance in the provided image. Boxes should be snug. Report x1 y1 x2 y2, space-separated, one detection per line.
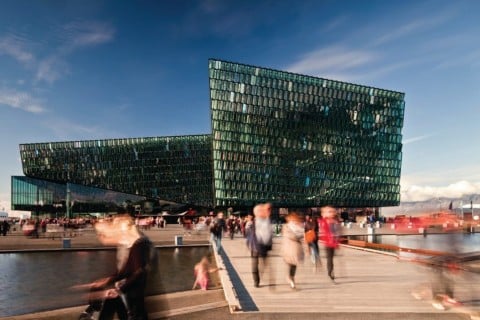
323 15 348 32
48 120 100 137
434 48 480 70
36 56 70 84
401 181 480 202
61 21 115 52
0 89 46 113
0 35 34 65
403 134 435 145
372 10 454 46
0 21 114 85
284 45 418 84
43 117 121 141
286 45 377 76
35 21 114 84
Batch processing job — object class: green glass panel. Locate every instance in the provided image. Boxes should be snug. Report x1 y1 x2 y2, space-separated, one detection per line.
209 59 405 208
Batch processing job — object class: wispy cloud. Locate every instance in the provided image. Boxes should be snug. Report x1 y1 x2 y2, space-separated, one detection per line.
286 6 462 83
47 120 101 137
0 34 35 65
0 89 46 113
286 45 378 77
403 134 435 145
36 56 70 84
372 10 455 47
43 116 121 141
323 15 348 33
35 21 115 84
60 21 115 53
0 21 114 85
434 48 480 69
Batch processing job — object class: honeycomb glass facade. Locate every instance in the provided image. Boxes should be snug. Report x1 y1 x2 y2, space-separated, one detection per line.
14 59 405 213
209 59 405 208
19 135 213 207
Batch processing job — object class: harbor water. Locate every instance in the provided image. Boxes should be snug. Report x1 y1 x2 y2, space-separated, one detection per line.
0 246 211 317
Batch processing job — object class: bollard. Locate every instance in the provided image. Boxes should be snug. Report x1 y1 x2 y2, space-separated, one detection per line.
62 238 71 248
174 235 183 246
367 226 375 242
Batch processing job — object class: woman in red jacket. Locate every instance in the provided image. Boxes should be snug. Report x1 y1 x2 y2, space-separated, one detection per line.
318 206 340 282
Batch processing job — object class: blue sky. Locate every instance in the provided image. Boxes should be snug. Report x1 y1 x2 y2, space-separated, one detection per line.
1 0 479 215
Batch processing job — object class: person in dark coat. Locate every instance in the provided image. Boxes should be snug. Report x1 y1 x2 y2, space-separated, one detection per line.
2 220 10 236
82 216 152 320
210 212 226 253
246 203 273 288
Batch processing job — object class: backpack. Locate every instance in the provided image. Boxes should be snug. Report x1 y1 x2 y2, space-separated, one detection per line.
305 229 316 244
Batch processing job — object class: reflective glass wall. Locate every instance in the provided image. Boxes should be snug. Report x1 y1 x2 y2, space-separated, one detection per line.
11 176 146 215
209 59 405 207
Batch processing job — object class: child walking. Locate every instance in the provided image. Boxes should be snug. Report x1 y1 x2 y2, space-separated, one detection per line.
192 256 218 290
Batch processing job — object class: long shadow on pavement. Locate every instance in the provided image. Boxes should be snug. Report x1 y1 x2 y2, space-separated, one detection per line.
218 247 259 311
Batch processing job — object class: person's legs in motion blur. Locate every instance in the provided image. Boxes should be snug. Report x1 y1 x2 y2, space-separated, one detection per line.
326 247 335 280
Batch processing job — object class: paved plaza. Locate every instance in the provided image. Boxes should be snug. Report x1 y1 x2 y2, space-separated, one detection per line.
0 224 477 320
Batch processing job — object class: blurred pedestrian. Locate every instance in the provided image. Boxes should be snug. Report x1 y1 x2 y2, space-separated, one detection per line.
304 214 320 270
281 212 304 289
319 206 340 282
32 219 40 238
1 220 10 236
227 215 236 240
246 203 273 288
192 256 218 291
79 215 152 320
210 212 226 253
428 231 461 310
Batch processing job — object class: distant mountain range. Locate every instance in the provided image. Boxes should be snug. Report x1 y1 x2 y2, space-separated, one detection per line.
381 194 480 217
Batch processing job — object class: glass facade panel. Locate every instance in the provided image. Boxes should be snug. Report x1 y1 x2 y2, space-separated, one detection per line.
11 176 146 214
209 59 405 208
19 135 213 207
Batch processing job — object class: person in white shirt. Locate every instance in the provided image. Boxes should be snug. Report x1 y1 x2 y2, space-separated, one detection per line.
246 203 273 288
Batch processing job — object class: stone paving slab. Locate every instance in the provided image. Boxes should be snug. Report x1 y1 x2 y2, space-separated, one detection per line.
218 235 480 318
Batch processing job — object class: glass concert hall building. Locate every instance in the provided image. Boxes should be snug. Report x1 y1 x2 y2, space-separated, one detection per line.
12 59 405 216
